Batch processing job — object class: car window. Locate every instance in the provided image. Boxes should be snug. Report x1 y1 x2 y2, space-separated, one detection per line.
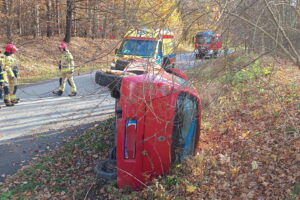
118 39 157 57
195 36 211 44
157 41 163 57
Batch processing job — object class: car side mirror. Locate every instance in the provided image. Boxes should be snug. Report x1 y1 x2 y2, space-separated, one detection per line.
115 48 118 54
168 68 188 80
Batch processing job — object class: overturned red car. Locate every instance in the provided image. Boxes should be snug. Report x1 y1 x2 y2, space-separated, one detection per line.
95 61 202 190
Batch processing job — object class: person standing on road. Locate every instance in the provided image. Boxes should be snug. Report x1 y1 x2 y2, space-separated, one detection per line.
0 52 4 108
53 42 77 96
0 51 4 101
2 44 19 106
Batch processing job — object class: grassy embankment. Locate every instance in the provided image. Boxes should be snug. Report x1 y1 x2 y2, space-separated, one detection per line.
5 37 119 84
0 53 299 199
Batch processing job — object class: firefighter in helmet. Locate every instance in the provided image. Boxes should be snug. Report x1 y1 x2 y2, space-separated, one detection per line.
2 44 19 106
53 42 77 96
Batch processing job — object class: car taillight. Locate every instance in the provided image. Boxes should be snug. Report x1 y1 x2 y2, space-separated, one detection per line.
124 120 137 159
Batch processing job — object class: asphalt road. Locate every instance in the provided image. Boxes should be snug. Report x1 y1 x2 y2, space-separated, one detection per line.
0 72 115 181
0 52 206 182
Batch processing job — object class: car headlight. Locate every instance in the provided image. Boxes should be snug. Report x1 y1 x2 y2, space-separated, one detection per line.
208 50 214 54
111 62 116 67
195 49 199 54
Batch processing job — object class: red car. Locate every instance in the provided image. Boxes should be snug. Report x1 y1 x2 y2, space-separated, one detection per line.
95 61 202 190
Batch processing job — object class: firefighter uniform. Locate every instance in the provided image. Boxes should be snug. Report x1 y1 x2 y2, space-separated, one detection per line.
55 50 77 96
4 53 19 104
0 54 4 101
2 54 16 106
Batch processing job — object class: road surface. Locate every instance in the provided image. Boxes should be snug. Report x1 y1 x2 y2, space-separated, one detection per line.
0 73 115 141
0 52 206 181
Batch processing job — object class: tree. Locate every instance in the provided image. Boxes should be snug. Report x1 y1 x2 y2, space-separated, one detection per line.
46 0 53 37
3 0 12 42
33 1 41 38
64 0 73 43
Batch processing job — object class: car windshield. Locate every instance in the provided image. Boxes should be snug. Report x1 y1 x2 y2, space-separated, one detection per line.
195 36 211 44
118 39 157 57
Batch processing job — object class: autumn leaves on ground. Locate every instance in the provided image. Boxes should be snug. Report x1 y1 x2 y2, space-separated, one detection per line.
0 54 299 199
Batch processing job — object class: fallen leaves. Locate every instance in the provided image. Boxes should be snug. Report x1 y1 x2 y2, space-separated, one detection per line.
0 118 116 199
84 167 93 172
186 185 197 193
230 168 238 174
251 161 258 170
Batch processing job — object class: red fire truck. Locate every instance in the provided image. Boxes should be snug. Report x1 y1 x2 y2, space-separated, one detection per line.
194 31 222 59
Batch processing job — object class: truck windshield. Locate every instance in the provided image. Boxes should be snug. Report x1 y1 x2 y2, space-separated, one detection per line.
195 36 211 44
118 39 157 57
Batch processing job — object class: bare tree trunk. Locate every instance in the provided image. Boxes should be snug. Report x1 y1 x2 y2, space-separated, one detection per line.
86 0 93 37
46 0 53 37
102 14 107 38
91 4 97 39
33 2 41 37
17 0 22 35
56 0 61 35
110 0 116 35
3 0 12 42
123 0 127 28
73 6 77 37
64 0 73 43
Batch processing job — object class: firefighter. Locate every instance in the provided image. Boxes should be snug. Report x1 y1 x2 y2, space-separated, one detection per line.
0 53 4 108
53 42 77 96
0 52 3 100
2 44 18 106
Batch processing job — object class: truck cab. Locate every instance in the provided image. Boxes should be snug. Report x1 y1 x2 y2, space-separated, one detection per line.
112 28 176 70
194 31 222 59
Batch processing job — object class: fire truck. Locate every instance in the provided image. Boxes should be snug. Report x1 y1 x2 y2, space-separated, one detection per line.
111 28 176 70
194 31 222 59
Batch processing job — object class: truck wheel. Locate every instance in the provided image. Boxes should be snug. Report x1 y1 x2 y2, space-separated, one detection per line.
213 50 218 58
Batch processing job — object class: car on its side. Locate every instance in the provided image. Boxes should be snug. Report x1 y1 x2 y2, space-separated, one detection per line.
95 61 202 190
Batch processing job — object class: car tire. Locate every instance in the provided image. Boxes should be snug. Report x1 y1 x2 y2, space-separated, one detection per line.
94 159 117 181
95 71 122 87
95 71 122 98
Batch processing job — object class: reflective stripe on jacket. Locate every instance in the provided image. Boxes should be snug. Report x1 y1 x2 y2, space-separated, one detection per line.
60 50 74 73
3 55 17 78
0 71 4 86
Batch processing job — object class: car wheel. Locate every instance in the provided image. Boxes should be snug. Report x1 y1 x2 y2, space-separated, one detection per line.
213 50 218 58
95 160 117 181
95 71 122 88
